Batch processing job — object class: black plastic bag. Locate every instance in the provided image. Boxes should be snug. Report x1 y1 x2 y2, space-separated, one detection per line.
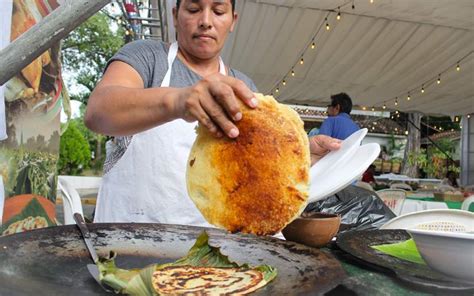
304 185 395 233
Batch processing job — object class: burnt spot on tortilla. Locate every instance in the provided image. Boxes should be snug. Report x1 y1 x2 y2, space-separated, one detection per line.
190 157 196 167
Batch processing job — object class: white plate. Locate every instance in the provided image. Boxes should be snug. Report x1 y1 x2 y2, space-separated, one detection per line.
381 209 474 232
308 142 380 203
313 128 367 174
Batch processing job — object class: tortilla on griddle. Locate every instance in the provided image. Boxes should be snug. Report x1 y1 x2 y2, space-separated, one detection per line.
152 265 269 295
186 93 310 235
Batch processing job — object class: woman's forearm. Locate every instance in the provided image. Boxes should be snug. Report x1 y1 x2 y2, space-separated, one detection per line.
85 85 185 136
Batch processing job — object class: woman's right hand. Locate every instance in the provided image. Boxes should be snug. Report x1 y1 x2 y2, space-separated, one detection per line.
174 73 258 138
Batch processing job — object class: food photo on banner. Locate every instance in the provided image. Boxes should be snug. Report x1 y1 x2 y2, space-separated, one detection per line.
0 0 69 235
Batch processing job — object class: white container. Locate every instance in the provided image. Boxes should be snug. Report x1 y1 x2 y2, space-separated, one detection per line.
408 229 474 283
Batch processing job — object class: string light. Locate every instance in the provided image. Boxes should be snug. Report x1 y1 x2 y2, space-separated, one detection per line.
467 114 471 119
282 80 286 86
337 7 341 20
370 0 374 3
455 116 459 122
456 62 460 71
421 85 425 93
300 58 304 65
275 87 279 93
371 107 375 111
437 74 441 84
311 42 316 49
325 18 330 30
394 98 398 106
291 70 295 77
362 106 367 111
352 0 355 9
407 93 411 101
405 130 409 135
382 104 386 110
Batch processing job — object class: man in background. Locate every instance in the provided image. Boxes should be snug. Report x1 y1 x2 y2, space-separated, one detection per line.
319 93 359 140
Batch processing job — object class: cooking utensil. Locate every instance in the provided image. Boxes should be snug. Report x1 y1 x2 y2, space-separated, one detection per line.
0 223 346 295
337 229 474 291
73 213 112 293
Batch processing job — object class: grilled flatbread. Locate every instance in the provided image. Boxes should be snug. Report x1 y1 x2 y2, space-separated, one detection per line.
187 93 310 235
152 266 269 295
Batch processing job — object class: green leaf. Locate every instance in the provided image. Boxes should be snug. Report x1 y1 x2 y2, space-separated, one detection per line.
371 239 426 265
96 231 277 296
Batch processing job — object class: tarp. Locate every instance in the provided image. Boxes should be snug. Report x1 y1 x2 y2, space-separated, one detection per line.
221 0 474 115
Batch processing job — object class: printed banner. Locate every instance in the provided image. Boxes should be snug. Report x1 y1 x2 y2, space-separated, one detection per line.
0 0 66 235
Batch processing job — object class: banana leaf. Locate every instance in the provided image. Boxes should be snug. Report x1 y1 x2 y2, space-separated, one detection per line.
97 231 277 295
371 239 426 265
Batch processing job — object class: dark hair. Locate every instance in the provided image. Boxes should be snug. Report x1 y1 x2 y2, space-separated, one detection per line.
176 0 236 12
330 92 353 114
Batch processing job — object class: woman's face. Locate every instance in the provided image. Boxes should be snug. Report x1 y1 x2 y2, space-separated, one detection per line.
173 0 237 60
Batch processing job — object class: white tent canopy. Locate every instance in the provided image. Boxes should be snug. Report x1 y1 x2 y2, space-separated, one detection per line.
221 0 474 115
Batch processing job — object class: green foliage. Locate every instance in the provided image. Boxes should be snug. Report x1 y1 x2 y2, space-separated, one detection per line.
62 12 125 102
60 11 121 174
408 138 460 178
58 120 91 175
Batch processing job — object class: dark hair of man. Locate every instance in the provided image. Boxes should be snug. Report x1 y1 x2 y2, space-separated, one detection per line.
330 92 353 114
176 0 236 12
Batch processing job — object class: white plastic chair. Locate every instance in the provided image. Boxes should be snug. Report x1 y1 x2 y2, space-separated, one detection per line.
376 189 407 216
462 195 474 211
390 182 413 191
58 177 84 225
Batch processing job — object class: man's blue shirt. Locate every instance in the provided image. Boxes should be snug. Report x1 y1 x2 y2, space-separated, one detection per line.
318 113 359 140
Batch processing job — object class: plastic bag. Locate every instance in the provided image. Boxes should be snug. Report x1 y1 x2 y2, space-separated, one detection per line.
304 185 395 233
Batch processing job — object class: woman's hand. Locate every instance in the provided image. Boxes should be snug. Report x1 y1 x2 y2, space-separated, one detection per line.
309 135 341 165
175 73 258 138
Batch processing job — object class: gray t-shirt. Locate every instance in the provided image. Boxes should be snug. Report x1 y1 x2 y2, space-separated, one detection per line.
103 40 258 174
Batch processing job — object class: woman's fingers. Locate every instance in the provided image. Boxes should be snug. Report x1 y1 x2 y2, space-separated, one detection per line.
222 76 258 109
200 95 239 138
309 135 341 165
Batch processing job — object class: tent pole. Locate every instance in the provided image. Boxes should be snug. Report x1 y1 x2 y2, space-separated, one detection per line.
0 0 111 86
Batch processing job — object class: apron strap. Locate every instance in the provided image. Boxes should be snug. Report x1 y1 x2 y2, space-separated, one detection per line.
161 42 227 87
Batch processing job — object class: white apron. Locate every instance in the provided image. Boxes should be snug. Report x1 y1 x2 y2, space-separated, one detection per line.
94 42 226 226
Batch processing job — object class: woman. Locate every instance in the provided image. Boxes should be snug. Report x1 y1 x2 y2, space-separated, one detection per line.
85 0 340 225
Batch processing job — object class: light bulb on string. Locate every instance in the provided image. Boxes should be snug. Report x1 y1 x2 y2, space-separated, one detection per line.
395 110 399 114
125 30 130 35
337 7 341 20
421 85 425 93
437 75 441 84
282 80 286 86
325 18 330 30
407 93 411 101
291 70 295 77
352 0 355 9
311 42 316 49
370 0 374 3
395 97 399 106
467 114 471 119
382 104 386 110
362 106 367 111
275 87 279 93
456 62 460 71
300 57 304 65
405 130 409 135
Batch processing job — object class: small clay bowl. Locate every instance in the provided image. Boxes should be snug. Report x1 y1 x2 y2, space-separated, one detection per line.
282 212 341 248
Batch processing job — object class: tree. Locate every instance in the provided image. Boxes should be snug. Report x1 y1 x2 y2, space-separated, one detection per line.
402 113 422 177
58 120 91 175
61 11 124 173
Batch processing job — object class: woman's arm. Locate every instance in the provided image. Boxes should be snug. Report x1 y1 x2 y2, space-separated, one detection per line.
85 61 257 138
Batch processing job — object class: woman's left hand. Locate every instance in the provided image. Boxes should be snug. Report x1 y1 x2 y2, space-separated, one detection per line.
309 135 341 165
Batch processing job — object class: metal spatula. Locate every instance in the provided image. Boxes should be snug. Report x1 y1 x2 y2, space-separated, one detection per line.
73 212 113 293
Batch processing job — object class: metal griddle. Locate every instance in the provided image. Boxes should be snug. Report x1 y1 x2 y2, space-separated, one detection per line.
0 223 347 295
337 229 474 292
